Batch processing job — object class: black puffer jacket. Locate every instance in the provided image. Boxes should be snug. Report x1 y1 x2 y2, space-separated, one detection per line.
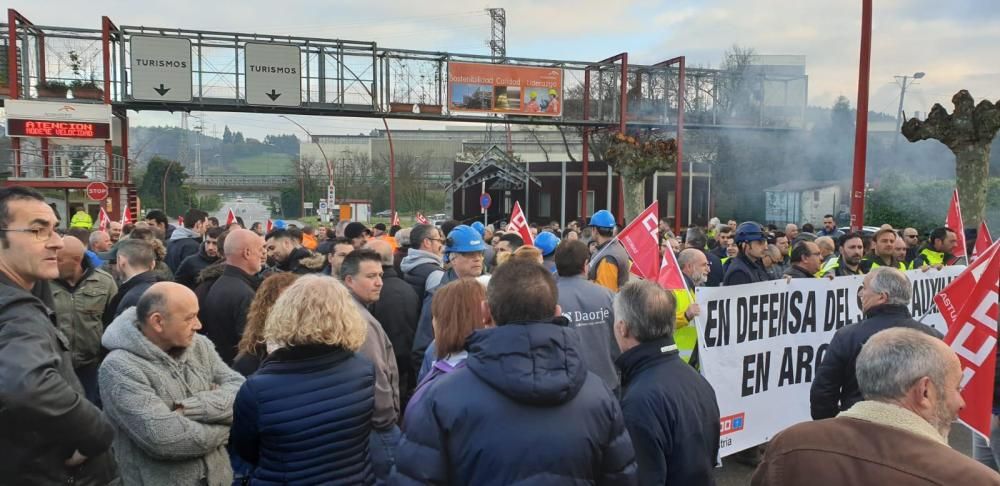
103 270 162 324
393 320 637 485
722 253 771 286
174 244 219 289
200 266 259 364
0 275 118 485
810 304 943 420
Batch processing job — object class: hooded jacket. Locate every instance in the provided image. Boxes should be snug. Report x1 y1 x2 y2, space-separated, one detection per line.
410 268 458 370
165 226 202 274
99 308 244 486
51 259 118 369
0 274 118 485
276 246 320 274
174 243 220 289
809 304 943 420
400 248 444 298
393 320 638 485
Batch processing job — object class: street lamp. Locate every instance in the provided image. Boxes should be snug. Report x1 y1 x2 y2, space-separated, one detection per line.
279 115 335 219
895 71 926 132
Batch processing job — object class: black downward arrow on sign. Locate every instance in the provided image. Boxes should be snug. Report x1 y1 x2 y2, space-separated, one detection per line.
266 89 281 101
154 84 170 96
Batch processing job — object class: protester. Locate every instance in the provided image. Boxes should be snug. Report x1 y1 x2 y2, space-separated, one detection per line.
783 241 822 279
723 221 771 285
901 226 921 262
711 226 734 260
144 209 174 241
754 328 1000 485
175 226 223 288
762 244 784 280
231 272 299 376
810 267 943 419
818 214 844 239
588 209 630 292
89 230 113 253
820 232 867 277
614 280 721 485
52 235 118 405
325 236 356 276
399 223 445 297
864 227 907 270
554 239 620 390
674 248 709 365
230 275 377 485
815 236 835 261
911 227 961 268
265 228 320 274
893 235 909 264
365 239 421 402
165 208 208 273
109 221 123 242
345 222 372 249
100 282 244 485
686 228 725 287
70 205 94 229
340 249 402 481
200 229 265 364
0 187 118 484
510 244 544 264
409 278 492 412
393 261 637 484
105 238 161 322
300 225 318 250
411 225 485 372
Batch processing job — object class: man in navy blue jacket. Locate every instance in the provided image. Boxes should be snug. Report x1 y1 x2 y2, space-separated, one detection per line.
392 260 637 485
613 280 721 484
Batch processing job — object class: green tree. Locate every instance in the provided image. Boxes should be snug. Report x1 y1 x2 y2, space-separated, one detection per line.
136 156 191 216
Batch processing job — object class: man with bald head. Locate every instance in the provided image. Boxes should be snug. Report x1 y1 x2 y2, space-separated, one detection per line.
200 229 265 364
365 238 421 400
51 236 118 404
673 248 709 365
108 221 123 243
101 282 244 485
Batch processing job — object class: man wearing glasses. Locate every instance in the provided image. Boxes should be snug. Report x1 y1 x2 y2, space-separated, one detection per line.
0 186 119 484
783 241 823 279
901 227 921 262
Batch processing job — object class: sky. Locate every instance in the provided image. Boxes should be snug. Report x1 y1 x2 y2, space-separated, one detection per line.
6 0 999 139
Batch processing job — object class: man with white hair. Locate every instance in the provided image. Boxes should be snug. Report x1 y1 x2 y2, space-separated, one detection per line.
810 267 942 420
754 328 1000 485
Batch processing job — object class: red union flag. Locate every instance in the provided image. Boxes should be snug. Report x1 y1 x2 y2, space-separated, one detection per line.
616 202 660 280
97 207 111 232
935 238 1000 441
657 241 687 291
226 208 237 226
266 219 274 233
946 189 968 261
415 212 430 225
506 201 533 246
120 205 132 226
972 222 992 262
392 211 401 227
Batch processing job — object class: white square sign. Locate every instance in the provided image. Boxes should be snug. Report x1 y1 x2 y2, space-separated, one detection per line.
245 43 302 107
130 36 192 102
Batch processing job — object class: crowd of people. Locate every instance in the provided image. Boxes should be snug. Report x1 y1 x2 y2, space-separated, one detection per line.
0 184 997 485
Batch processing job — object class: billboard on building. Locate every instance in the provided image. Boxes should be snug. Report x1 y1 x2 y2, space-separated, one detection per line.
448 62 562 117
4 100 112 140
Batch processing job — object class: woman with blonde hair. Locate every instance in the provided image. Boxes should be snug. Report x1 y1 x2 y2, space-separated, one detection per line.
232 272 299 376
230 275 377 485
409 278 492 414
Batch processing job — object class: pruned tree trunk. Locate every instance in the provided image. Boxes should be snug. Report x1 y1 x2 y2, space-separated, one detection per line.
902 90 1000 227
622 175 646 223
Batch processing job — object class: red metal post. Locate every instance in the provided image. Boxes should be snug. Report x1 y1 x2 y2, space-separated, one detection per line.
582 68 591 220
850 0 873 231
382 118 396 218
675 58 685 235
102 16 117 104
7 10 19 99
617 54 628 224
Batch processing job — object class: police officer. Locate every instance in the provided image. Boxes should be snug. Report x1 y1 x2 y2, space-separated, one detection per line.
722 221 771 286
587 210 630 292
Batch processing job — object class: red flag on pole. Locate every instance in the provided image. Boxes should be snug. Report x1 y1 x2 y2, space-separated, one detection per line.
226 208 237 226
177 215 184 227
505 201 533 246
616 202 661 280
266 219 274 233
946 189 968 261
935 239 1000 441
392 211 401 227
972 221 993 262
120 205 132 226
415 212 430 225
97 207 111 232
657 241 687 290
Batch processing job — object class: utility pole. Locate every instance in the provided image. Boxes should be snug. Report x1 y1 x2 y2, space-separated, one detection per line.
893 72 925 155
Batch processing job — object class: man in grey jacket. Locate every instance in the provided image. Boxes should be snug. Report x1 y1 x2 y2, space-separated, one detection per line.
554 239 621 391
100 282 244 485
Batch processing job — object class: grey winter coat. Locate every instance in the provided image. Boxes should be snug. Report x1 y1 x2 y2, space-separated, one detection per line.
556 274 621 390
99 308 245 486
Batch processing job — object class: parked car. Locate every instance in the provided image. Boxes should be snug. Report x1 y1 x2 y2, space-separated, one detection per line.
375 209 393 217
839 226 882 237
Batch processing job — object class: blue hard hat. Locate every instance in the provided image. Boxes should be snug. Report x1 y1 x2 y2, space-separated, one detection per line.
734 221 766 243
273 219 287 230
470 221 486 237
446 225 487 253
589 210 616 229
534 231 560 256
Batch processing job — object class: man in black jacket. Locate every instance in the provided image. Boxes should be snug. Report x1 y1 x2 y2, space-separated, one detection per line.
164 208 208 273
265 228 315 274
783 241 822 279
614 280 720 485
201 229 265 364
0 186 119 484
393 261 637 484
365 239 420 401
104 238 161 323
174 226 223 288
810 267 943 420
723 221 772 286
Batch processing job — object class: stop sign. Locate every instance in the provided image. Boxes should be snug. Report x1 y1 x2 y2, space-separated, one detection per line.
86 182 109 201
